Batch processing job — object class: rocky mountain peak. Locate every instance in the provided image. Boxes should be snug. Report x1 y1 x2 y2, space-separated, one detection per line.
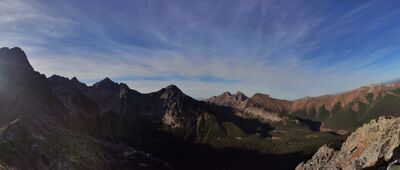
222 91 232 96
70 77 87 88
165 84 183 93
206 91 249 108
158 85 198 131
119 83 129 89
92 77 119 92
48 75 71 86
214 91 247 101
0 47 33 72
0 47 40 95
156 84 186 100
71 77 79 83
48 75 87 88
251 93 271 99
235 91 248 101
119 83 131 98
100 77 114 84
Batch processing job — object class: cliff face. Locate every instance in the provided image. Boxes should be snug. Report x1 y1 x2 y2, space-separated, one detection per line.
296 116 400 170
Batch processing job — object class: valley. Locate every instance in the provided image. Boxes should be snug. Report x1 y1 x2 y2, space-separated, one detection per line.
1 47 400 169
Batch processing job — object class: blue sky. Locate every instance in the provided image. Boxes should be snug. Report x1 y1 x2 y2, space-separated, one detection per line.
1 0 400 99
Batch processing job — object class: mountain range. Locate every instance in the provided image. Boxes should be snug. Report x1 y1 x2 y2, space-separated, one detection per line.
209 81 400 134
1 47 400 169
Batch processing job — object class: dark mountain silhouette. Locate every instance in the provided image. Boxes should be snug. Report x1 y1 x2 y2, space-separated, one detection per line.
1 47 400 169
0 48 171 169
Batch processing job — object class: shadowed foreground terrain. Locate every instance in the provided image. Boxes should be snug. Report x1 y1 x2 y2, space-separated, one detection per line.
2 47 400 169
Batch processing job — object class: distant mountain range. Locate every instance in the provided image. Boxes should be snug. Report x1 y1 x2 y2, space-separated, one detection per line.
209 82 400 134
1 47 400 169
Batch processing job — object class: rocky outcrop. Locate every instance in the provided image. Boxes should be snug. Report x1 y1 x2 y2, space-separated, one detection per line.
207 92 305 129
296 116 400 170
158 85 199 128
207 91 248 108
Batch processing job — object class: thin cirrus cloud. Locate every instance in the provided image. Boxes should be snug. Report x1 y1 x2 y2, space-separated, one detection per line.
1 0 400 99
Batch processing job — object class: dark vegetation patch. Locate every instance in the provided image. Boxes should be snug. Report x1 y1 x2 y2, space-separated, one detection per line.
366 93 374 103
392 88 400 95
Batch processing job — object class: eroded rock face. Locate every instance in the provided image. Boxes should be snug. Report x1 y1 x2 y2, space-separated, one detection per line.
207 91 248 109
296 145 338 170
296 116 400 170
208 92 290 122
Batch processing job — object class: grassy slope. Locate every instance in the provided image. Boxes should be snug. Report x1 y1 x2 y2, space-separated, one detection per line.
0 127 106 169
324 105 360 130
196 89 400 156
291 105 330 122
362 92 400 121
323 89 400 130
196 115 343 155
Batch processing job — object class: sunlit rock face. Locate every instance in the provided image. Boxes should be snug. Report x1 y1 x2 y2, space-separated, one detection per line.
296 116 400 170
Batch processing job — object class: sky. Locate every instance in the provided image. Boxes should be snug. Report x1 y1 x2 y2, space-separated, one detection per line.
1 0 400 99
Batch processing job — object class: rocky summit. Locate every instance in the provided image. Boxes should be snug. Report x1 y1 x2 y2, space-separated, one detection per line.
1 47 400 170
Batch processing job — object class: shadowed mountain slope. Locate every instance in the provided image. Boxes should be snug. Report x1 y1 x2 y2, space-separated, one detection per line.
0 47 171 170
3 47 400 169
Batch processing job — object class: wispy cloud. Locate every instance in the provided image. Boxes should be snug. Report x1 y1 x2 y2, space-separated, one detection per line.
1 0 400 99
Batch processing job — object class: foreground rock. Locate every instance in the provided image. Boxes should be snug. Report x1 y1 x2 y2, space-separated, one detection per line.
296 116 400 170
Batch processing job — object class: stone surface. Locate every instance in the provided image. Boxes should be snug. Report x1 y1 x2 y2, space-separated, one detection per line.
296 116 400 170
